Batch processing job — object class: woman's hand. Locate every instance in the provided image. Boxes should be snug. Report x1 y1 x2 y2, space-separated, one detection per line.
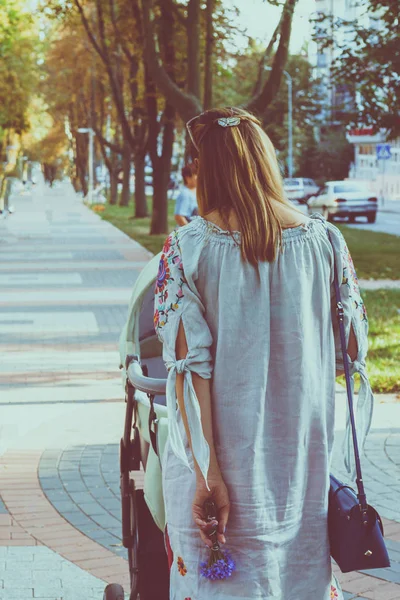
192 473 230 548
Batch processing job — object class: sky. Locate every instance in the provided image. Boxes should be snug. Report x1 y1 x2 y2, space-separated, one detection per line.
225 0 317 52
29 0 317 54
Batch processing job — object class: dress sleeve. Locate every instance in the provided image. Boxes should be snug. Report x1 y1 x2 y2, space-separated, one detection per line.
328 224 374 479
154 229 213 488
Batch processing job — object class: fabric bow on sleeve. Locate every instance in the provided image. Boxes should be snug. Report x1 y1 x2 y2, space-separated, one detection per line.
342 358 374 479
165 347 212 489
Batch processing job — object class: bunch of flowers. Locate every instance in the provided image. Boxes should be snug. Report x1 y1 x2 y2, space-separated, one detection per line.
199 500 236 581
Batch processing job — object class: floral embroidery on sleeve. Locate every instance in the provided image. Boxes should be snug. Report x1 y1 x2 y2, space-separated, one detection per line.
154 231 187 334
342 242 367 323
330 584 339 599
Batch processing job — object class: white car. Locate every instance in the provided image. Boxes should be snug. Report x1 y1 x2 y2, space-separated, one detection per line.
284 178 319 204
307 181 378 223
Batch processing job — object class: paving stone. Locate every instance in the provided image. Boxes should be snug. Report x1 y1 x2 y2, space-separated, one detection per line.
6 548 35 559
51 500 83 513
31 563 62 572
109 510 122 520
40 477 63 491
60 512 95 528
61 590 104 600
62 481 87 493
96 498 120 512
106 528 123 540
0 588 34 599
58 472 81 482
89 514 120 530
81 476 105 487
2 573 35 585
67 492 94 504
58 461 80 472
32 586 64 597
76 524 106 536
42 491 68 503
360 567 400 585
40 451 63 461
74 502 107 517
88 532 121 547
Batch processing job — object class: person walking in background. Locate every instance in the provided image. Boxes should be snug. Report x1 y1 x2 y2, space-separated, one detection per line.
154 107 374 599
174 163 198 226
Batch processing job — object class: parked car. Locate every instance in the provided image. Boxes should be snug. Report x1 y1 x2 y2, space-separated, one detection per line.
307 181 378 223
284 178 319 203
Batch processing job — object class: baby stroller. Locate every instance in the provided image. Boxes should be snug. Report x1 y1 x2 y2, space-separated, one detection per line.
103 252 171 600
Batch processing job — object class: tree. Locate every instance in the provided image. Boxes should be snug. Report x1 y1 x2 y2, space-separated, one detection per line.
313 0 400 137
141 0 299 123
28 124 70 185
297 130 354 183
40 0 301 234
71 0 149 212
213 47 324 176
0 0 39 171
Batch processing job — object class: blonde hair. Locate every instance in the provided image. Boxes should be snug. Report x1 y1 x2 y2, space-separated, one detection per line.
189 107 295 265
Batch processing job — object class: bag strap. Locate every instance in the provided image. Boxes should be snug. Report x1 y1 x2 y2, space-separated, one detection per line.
327 228 368 513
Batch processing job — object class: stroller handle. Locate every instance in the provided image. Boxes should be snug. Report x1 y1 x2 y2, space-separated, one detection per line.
126 355 167 396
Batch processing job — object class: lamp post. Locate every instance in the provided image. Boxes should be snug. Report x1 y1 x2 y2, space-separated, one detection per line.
77 128 95 204
264 68 293 177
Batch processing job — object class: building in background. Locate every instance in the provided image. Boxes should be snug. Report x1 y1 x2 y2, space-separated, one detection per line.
310 0 400 201
311 0 365 125
347 129 400 202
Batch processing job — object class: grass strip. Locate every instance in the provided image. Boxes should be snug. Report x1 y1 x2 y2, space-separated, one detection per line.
98 202 400 280
336 224 400 280
94 198 176 256
360 289 400 394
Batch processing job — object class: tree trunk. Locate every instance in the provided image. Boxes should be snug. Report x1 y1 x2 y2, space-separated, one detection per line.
109 169 118 205
119 146 131 206
187 0 201 99
150 166 168 235
203 0 215 110
150 105 175 235
244 0 298 117
141 0 201 121
75 137 88 196
133 152 148 217
76 160 88 196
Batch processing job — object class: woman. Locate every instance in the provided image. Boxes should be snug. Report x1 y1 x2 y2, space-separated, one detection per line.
154 107 373 599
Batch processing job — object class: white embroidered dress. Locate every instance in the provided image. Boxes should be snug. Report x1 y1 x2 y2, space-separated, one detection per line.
154 215 373 600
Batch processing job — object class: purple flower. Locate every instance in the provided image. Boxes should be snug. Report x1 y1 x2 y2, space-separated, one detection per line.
200 551 236 581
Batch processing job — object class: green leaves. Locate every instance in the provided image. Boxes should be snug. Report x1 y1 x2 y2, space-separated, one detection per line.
0 0 40 136
313 0 400 137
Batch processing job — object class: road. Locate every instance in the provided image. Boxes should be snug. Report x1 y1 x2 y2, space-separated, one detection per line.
342 210 400 236
297 203 400 236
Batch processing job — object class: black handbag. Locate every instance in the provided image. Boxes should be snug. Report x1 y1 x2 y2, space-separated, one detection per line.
328 229 390 573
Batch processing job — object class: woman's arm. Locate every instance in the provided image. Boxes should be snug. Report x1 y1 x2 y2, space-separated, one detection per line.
336 325 358 377
175 214 189 227
175 320 220 479
175 320 229 547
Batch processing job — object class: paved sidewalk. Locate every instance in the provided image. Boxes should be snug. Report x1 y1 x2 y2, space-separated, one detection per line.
0 180 151 598
0 180 399 599
359 280 400 290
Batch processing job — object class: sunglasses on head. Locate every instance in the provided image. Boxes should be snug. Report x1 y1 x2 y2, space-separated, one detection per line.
186 110 242 152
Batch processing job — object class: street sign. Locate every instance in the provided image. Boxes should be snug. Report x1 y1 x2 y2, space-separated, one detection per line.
376 144 391 160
